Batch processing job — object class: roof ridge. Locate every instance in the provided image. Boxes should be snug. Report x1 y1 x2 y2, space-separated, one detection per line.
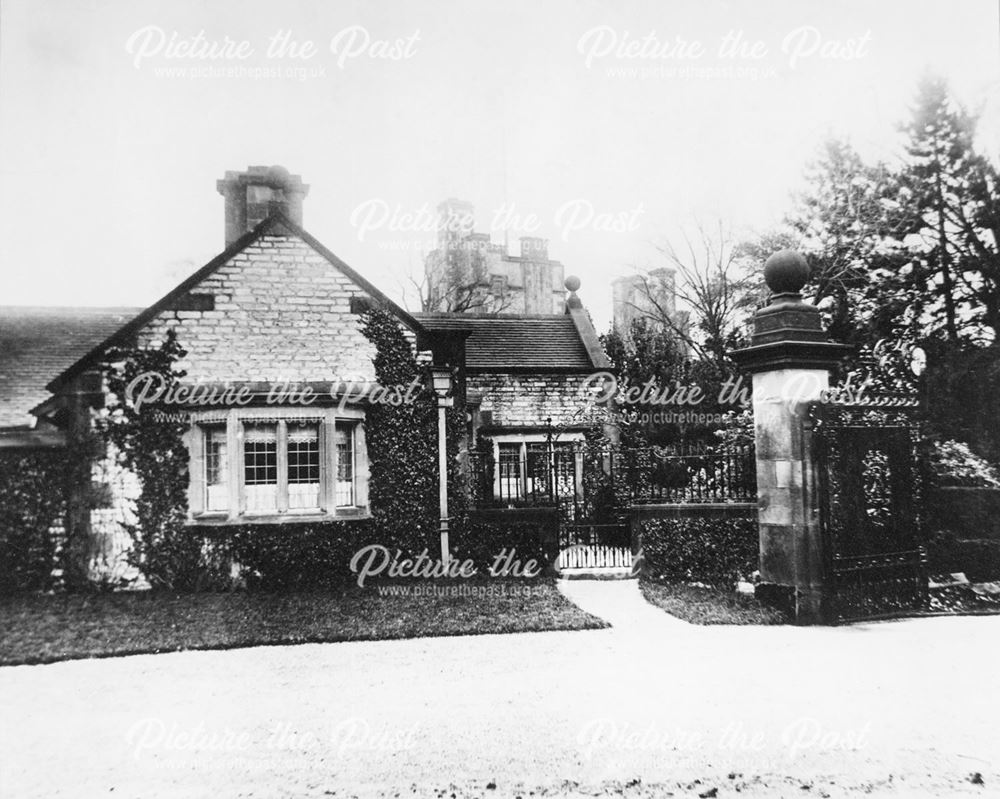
413 313 575 321
45 213 426 392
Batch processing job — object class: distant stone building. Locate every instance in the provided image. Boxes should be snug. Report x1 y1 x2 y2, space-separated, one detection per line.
611 268 690 341
424 199 566 314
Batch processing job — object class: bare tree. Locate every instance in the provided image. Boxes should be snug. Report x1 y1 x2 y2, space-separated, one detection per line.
630 221 763 364
405 243 514 314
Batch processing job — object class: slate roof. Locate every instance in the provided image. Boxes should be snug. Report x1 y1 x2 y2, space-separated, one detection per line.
0 306 140 429
413 313 604 371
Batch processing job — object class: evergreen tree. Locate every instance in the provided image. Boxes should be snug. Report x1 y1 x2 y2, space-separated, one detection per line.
899 76 1000 344
788 138 913 346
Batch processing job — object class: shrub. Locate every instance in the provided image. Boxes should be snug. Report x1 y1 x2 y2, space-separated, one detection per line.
209 520 378 591
929 439 1000 488
923 342 1000 466
450 512 558 576
0 450 68 594
640 515 758 588
927 530 1000 582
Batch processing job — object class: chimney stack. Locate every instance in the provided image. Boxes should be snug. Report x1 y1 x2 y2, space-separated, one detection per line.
217 165 309 246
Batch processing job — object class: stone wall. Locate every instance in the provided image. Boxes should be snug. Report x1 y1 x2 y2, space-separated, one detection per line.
468 372 596 428
88 439 142 586
140 234 378 384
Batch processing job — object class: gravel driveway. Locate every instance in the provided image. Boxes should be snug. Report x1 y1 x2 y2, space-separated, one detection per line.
1 580 997 798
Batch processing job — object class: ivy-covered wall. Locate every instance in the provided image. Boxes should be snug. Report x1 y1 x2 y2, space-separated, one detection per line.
100 330 195 590
358 308 440 555
3 305 555 593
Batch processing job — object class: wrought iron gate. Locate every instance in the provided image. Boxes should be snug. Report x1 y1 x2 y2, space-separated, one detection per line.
811 399 928 622
470 443 632 570
550 445 631 570
470 441 756 572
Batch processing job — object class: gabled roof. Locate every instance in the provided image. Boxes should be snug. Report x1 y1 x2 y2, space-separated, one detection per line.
413 312 609 372
0 306 140 429
46 213 425 392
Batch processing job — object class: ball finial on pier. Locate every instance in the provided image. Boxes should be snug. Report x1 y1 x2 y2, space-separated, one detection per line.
763 250 810 295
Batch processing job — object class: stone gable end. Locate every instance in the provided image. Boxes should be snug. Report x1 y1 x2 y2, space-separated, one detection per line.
139 234 378 384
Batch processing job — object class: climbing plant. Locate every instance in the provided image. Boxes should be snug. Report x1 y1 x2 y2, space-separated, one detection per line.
99 330 209 590
359 307 440 554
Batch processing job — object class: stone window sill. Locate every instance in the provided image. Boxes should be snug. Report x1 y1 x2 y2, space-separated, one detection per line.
188 510 370 526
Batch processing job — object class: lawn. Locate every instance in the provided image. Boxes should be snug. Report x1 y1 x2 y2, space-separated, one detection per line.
640 578 788 625
0 578 607 666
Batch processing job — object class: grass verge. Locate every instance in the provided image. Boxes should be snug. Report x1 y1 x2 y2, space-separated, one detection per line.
0 578 607 666
640 578 788 625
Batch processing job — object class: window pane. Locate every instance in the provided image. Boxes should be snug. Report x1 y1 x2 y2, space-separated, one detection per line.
526 443 551 501
244 424 277 511
204 427 229 511
287 422 320 509
498 443 522 500
526 443 548 476
335 423 355 507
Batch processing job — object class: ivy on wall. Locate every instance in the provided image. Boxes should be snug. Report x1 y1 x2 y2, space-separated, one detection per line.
100 330 203 590
359 307 440 554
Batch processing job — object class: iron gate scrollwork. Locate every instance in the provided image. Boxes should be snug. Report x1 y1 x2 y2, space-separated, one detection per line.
810 399 928 622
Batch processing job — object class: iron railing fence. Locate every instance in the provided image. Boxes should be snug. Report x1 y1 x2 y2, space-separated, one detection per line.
468 443 756 511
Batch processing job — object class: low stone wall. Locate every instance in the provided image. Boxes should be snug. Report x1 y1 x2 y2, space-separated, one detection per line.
630 502 757 522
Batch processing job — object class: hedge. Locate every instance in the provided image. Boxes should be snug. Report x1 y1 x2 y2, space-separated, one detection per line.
450 510 559 576
639 515 758 588
926 531 1000 582
0 449 68 594
206 516 556 590
198 520 378 590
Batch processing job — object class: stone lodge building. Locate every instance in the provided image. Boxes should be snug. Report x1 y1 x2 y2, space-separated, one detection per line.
0 166 609 571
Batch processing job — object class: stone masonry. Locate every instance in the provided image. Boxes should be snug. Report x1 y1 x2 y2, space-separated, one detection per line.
141 234 377 385
469 373 596 429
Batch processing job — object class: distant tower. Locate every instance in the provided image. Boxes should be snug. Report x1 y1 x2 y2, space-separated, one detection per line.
424 200 567 314
435 198 476 251
612 268 689 340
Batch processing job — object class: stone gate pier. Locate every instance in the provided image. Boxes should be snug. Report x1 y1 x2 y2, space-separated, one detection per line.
732 251 850 623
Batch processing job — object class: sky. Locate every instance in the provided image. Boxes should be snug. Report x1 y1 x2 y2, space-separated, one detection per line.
1 0 998 330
